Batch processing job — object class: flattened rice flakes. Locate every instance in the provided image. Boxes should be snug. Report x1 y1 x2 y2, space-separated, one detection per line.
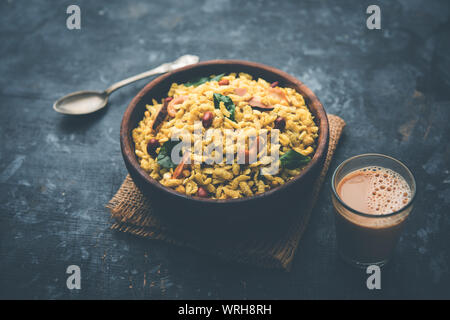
132 73 319 199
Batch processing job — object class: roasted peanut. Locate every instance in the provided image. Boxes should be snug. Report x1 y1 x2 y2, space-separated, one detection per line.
202 111 214 128
146 138 159 157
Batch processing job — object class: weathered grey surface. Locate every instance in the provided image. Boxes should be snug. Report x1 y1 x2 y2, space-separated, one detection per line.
0 0 449 299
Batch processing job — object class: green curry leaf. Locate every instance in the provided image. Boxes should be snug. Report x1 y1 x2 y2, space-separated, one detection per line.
209 73 225 82
213 93 236 122
157 140 181 169
184 73 225 87
279 150 311 170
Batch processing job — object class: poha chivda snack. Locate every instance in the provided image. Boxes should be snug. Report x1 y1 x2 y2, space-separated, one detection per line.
132 73 319 199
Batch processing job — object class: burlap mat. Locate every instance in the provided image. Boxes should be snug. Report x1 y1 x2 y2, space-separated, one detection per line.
107 114 345 271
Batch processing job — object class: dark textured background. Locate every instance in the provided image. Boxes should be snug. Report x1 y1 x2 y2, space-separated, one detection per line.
1 0 449 299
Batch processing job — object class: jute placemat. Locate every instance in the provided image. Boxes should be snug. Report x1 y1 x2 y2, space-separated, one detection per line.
107 115 345 271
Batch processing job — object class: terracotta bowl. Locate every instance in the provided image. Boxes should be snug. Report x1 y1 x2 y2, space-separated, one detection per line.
120 60 329 223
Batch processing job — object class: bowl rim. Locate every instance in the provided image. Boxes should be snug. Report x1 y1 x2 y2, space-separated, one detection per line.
120 59 329 204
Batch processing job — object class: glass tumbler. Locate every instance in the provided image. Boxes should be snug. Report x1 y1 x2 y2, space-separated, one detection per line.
331 153 416 268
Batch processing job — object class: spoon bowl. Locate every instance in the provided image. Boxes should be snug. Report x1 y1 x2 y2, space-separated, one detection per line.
53 91 108 115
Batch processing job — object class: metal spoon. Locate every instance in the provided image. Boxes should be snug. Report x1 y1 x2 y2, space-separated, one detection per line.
53 54 199 115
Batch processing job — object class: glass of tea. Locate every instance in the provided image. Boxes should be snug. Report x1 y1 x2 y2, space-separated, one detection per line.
331 153 416 268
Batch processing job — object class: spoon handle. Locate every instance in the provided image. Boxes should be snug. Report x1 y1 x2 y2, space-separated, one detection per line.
104 63 172 95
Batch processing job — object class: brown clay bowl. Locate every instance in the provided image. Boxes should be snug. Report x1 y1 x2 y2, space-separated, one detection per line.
120 60 328 224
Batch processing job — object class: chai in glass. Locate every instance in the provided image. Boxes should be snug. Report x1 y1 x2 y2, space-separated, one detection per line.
331 154 415 267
